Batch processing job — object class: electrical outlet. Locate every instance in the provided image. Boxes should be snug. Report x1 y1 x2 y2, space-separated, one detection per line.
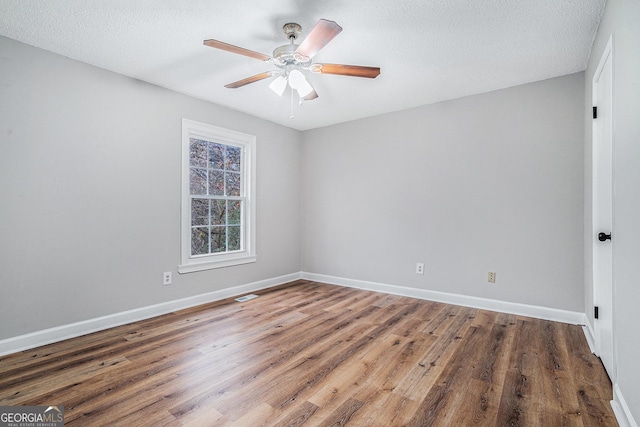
488 272 496 283
416 263 425 275
163 271 172 286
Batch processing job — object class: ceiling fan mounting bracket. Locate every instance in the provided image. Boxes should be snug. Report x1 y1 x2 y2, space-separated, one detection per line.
282 23 302 41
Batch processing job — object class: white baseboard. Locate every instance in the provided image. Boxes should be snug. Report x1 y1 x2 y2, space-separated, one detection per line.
0 272 302 357
612 383 638 427
0 271 588 356
301 272 584 325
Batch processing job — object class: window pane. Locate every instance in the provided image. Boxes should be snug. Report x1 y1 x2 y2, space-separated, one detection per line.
191 227 209 255
208 170 224 195
189 139 207 168
211 199 226 225
191 199 209 226
226 172 241 196
228 226 241 251
190 168 207 195
227 146 241 172
228 200 241 225
210 226 226 253
209 143 225 170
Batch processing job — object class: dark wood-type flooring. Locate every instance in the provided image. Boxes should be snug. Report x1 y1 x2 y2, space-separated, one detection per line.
0 280 617 426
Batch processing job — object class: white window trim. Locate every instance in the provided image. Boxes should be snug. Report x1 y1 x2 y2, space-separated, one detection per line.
179 119 256 273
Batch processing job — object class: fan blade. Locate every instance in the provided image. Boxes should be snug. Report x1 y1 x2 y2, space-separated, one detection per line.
317 63 381 78
225 72 274 89
295 19 342 60
203 39 271 62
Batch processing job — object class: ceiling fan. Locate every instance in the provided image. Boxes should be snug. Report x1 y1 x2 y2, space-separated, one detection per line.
203 19 380 101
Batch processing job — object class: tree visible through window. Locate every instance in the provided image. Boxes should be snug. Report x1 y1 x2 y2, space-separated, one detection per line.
180 120 256 273
189 139 243 255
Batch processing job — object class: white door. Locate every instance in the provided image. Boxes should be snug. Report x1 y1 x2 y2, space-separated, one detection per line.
592 36 615 380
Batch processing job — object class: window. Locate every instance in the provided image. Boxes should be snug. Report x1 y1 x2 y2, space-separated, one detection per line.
179 119 256 273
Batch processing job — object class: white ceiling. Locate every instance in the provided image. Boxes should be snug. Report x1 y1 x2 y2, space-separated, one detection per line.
0 0 606 131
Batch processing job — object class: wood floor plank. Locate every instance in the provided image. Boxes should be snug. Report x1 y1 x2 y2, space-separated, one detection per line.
315 397 365 427
307 298 438 414
305 332 401 409
392 304 477 401
448 319 517 426
167 303 383 422
269 401 320 427
178 407 228 427
539 322 584 426
496 318 544 426
0 281 617 426
1 356 129 406
407 322 494 426
227 402 275 427
349 389 419 427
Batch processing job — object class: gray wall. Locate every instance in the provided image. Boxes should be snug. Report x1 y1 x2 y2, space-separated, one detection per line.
0 36 302 339
584 0 640 421
301 73 585 312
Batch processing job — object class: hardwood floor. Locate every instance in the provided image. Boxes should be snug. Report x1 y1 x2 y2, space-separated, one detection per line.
0 280 617 426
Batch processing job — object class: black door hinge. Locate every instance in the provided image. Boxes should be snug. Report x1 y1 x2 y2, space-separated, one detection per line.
593 106 598 119
595 306 599 319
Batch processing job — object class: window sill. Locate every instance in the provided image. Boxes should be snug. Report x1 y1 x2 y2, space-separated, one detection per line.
178 254 257 274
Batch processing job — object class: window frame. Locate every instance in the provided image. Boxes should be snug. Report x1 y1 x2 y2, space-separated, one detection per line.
179 119 256 273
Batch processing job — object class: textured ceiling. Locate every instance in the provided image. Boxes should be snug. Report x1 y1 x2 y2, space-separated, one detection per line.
0 0 606 131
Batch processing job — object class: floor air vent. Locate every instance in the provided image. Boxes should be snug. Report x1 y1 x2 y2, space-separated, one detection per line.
235 294 259 302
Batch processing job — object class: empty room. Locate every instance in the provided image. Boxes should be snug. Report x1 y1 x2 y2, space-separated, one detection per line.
1 0 639 426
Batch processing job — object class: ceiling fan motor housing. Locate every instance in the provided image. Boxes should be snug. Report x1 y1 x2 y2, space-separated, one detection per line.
272 43 311 67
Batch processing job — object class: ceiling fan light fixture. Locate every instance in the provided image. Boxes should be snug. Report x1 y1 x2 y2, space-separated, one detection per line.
269 75 287 96
288 69 314 97
296 87 313 98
